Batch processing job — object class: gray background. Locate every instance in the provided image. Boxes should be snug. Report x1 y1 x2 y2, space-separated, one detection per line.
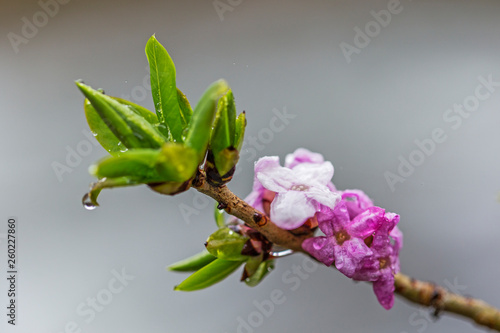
1 0 500 332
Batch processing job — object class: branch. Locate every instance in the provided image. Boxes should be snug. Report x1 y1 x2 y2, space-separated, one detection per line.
192 170 308 252
394 274 500 330
192 170 500 332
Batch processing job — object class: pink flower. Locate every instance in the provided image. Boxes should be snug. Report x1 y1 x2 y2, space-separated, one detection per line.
244 157 276 214
389 225 403 274
245 150 340 230
285 148 337 191
341 189 373 219
352 211 401 310
303 202 402 310
245 148 404 310
285 148 326 169
302 202 384 277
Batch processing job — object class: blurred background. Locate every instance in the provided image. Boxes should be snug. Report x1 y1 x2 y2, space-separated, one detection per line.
1 0 500 332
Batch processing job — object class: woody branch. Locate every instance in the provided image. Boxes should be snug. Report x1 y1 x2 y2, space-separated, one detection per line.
192 169 500 332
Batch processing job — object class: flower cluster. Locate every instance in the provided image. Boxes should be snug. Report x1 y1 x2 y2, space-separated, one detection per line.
245 148 403 309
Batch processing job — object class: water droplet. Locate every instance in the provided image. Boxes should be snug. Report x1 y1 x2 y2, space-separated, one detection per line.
117 141 128 153
82 193 97 210
290 184 309 191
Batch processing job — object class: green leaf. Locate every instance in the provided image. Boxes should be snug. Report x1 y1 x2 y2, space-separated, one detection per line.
177 88 193 127
225 91 236 145
208 91 243 176
89 149 165 182
168 250 216 272
185 79 230 163
83 176 141 208
242 254 263 278
155 143 198 182
145 35 187 142
114 97 160 125
174 258 243 291
89 143 198 183
211 91 233 154
234 111 246 151
214 203 226 229
213 147 239 177
84 96 161 155
205 227 249 261
244 260 275 287
76 81 167 150
84 98 123 155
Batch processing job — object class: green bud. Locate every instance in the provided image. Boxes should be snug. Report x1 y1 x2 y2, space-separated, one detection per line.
214 203 226 229
206 90 245 185
204 149 238 186
185 79 230 164
168 250 217 272
205 227 249 261
244 259 275 287
174 258 243 291
234 111 246 151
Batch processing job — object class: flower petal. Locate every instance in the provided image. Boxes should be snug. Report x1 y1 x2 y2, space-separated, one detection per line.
370 212 399 253
305 185 341 210
341 189 374 219
270 191 317 229
255 156 295 192
292 161 334 187
390 225 403 254
335 237 373 278
389 225 403 274
317 201 350 236
373 275 395 310
302 236 335 266
348 206 386 238
285 148 325 169
244 177 266 212
352 258 381 282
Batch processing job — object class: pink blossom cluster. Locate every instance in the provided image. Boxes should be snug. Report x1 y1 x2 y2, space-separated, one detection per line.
245 148 403 309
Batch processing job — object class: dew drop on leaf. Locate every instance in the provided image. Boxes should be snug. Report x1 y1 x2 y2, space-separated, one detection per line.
82 193 97 210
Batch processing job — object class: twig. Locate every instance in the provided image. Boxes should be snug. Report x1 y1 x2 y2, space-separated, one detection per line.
394 274 500 330
192 169 500 332
193 170 308 252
